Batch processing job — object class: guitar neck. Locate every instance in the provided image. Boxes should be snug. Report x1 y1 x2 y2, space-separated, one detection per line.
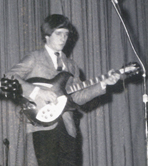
66 68 125 95
0 62 140 96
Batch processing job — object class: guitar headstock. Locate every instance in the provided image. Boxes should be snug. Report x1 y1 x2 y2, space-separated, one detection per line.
119 62 142 77
1 75 22 98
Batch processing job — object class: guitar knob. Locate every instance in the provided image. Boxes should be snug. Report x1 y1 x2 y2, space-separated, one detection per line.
47 109 50 112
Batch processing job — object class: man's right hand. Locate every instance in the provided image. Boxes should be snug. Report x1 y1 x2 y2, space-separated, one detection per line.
29 87 58 105
38 88 58 105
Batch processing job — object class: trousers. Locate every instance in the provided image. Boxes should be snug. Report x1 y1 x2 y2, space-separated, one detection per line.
33 118 77 166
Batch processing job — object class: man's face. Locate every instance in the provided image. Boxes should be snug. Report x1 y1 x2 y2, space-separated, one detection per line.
46 28 69 52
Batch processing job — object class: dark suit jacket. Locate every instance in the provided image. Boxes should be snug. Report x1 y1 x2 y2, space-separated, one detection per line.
6 48 106 137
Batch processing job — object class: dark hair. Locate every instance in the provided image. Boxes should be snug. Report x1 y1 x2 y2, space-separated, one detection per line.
41 14 72 43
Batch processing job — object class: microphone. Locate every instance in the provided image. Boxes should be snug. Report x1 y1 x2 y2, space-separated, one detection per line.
111 0 118 4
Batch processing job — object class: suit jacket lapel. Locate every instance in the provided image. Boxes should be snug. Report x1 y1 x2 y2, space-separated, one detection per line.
42 48 56 70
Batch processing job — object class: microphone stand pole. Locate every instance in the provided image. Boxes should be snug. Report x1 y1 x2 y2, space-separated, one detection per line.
111 0 148 165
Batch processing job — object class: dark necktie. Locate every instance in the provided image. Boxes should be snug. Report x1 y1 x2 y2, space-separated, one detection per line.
54 52 63 71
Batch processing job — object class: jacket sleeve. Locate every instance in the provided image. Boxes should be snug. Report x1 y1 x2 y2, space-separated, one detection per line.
5 54 36 97
67 60 106 105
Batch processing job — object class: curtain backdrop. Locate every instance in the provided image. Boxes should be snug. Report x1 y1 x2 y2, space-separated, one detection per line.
0 0 148 166
0 1 50 165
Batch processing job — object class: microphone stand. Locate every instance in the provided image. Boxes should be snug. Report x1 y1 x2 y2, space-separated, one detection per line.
111 0 148 165
3 138 9 166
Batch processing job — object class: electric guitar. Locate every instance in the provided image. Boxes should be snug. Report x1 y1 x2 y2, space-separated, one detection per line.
0 62 141 127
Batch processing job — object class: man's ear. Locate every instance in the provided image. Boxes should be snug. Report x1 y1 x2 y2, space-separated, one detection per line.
45 36 50 43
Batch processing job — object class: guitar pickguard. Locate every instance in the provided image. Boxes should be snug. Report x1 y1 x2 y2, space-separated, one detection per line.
36 95 67 122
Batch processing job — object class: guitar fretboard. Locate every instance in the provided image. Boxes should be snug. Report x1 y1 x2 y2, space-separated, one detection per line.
66 68 126 94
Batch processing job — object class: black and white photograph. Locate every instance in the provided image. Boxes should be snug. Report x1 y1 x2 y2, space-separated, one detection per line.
0 0 148 166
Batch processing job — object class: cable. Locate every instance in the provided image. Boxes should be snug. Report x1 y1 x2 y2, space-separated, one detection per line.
15 110 23 166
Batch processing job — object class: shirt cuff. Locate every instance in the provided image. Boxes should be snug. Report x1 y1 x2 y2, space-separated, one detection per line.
29 86 40 100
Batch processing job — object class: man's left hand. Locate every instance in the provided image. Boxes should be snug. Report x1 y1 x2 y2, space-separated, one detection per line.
104 69 120 86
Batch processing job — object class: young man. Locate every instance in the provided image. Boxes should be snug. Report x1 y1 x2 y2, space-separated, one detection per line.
5 14 120 166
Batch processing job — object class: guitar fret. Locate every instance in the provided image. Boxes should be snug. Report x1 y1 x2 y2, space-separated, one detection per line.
101 75 105 80
79 82 84 89
82 81 87 88
74 84 78 91
73 84 77 92
75 84 80 91
69 86 74 93
76 83 81 90
90 79 94 85
95 77 99 83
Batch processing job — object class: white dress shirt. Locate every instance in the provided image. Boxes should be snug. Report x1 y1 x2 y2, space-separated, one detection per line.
45 44 65 70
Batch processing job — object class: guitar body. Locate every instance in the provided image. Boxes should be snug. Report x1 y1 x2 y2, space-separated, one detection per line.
0 62 141 127
20 72 75 127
